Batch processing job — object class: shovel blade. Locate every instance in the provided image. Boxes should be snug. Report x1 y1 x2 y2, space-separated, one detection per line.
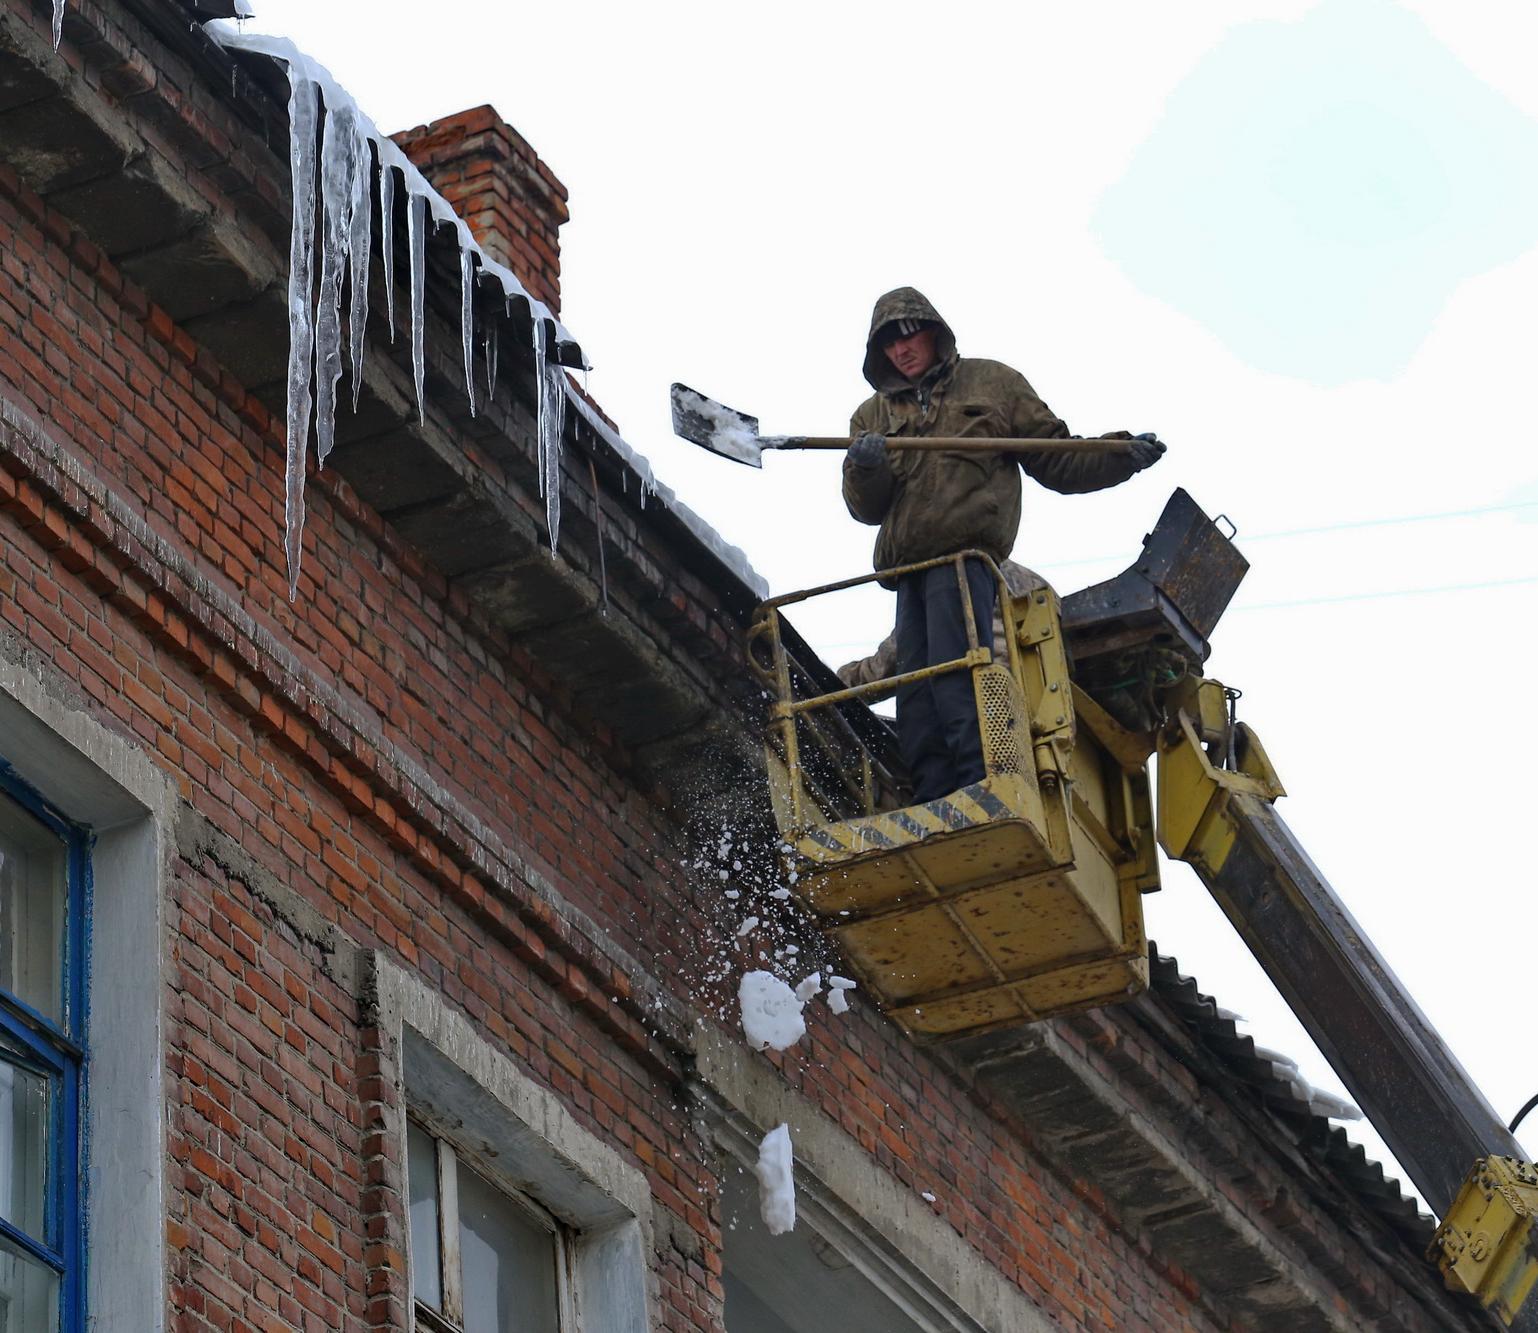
670 383 765 467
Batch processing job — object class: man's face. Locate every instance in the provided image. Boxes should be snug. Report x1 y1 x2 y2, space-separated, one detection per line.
883 326 939 381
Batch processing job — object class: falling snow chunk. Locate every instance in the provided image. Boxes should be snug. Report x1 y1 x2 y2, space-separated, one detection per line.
794 973 821 1003
769 887 790 900
828 975 856 1016
921 1191 937 1203
736 916 759 938
755 1125 796 1236
739 971 806 1052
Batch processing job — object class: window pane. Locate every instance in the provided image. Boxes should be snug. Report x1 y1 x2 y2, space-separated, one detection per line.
0 1047 48 1243
0 795 66 1024
458 1163 560 1333
406 1119 443 1310
0 1229 59 1332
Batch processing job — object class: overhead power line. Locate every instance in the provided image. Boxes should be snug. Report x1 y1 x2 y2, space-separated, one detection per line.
1044 499 1538 571
1235 574 1538 613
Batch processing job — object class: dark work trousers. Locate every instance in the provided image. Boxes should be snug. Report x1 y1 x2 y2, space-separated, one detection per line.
894 559 996 803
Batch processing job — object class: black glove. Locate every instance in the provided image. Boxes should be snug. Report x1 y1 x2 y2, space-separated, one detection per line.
1128 432 1165 470
847 432 888 468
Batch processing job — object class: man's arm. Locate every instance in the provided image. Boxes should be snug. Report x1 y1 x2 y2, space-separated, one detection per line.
1007 373 1158 494
842 399 895 524
836 631 899 701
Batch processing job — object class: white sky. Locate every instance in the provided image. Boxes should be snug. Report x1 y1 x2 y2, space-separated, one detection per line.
242 0 1538 1202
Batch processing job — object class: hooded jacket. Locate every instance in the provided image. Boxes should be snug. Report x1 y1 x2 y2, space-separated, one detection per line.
843 287 1142 575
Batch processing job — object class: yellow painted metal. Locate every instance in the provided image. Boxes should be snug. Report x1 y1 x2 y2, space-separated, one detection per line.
756 554 1158 1040
1155 681 1285 874
1431 1157 1538 1324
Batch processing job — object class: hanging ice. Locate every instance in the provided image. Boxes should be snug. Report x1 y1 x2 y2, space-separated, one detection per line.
531 316 566 551
313 99 365 466
407 192 428 423
347 134 373 412
51 0 63 49
754 1125 796 1236
378 165 396 341
459 246 477 416
280 72 319 599
202 27 742 603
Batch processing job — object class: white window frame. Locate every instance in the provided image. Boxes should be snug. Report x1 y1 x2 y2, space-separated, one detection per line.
407 1111 578 1333
372 957 655 1333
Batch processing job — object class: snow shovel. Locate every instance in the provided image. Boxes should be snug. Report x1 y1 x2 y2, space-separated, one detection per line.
671 383 1141 469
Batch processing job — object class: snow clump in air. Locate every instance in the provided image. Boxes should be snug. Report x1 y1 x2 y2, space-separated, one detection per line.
827 975 856 1015
755 1124 796 1235
739 971 807 1052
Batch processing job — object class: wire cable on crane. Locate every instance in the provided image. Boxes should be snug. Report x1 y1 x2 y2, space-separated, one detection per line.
1511 1091 1538 1135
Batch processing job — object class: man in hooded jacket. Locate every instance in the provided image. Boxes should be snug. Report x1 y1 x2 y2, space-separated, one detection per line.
843 287 1164 803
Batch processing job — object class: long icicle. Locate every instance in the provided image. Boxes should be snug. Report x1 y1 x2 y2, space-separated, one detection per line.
531 314 546 498
282 73 320 599
459 245 477 417
486 319 498 402
52 0 63 48
378 163 396 342
346 122 372 412
407 192 428 422
313 98 358 467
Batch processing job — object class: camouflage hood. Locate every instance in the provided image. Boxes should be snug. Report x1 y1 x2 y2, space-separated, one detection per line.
862 287 959 395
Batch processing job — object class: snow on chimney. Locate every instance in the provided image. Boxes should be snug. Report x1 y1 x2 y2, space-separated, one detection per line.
392 105 569 316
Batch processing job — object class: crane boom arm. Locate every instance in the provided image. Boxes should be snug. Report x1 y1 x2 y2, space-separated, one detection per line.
1159 694 1538 1327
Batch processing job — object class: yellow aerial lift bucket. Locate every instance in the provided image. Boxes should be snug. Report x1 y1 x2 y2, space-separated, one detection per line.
748 553 1160 1040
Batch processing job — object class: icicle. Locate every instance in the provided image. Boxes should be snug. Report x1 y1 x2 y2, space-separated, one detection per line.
530 317 565 551
407 192 428 423
485 319 498 402
347 124 372 412
52 0 63 49
313 99 361 466
459 244 477 417
378 164 396 342
542 354 565 548
281 73 320 600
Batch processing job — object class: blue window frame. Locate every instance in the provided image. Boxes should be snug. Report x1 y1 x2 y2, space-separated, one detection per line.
0 761 89 1333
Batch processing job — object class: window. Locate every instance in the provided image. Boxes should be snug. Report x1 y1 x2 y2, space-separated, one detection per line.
407 1117 574 1333
0 770 88 1333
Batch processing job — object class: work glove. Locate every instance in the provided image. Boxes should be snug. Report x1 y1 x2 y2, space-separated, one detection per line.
847 432 888 469
1128 432 1166 470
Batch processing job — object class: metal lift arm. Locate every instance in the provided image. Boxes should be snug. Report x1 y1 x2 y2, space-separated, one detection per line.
1159 693 1538 1327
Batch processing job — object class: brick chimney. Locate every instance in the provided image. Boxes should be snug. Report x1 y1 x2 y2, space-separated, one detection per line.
392 105 569 316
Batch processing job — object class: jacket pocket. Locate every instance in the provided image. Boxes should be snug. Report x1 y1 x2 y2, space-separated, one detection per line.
951 402 1008 438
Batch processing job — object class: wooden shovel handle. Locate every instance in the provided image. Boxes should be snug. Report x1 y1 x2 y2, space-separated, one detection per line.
782 435 1135 454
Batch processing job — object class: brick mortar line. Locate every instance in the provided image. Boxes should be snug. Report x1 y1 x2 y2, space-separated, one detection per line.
0 392 695 1082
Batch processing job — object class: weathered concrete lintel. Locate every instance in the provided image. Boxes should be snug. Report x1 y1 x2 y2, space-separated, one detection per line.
691 1022 1060 1333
